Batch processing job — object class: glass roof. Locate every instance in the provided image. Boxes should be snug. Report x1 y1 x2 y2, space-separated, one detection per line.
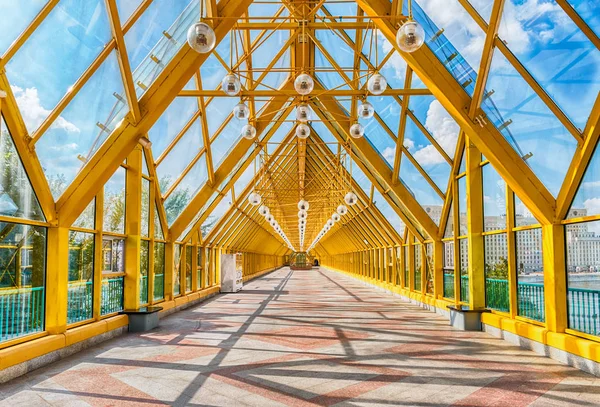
0 0 598 252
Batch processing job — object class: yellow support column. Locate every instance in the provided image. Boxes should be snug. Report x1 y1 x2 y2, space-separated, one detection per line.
543 223 568 333
433 240 443 298
124 146 142 309
164 241 175 301
45 226 69 334
93 192 104 319
466 139 486 310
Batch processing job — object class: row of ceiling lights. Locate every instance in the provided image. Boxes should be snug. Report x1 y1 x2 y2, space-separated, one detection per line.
186 11 425 142
306 192 358 253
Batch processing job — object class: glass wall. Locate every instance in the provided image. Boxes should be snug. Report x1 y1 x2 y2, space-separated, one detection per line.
566 221 600 336
414 243 422 292
443 241 454 299
174 244 182 296
0 222 46 343
425 243 434 294
516 228 544 322
67 231 94 323
185 244 192 293
153 242 165 301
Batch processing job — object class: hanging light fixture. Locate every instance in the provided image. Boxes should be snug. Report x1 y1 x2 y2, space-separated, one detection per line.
187 22 216 53
358 100 375 119
344 192 358 206
241 124 256 139
331 213 341 222
222 74 241 96
349 123 365 139
367 73 387 95
298 199 310 211
265 214 274 222
294 73 314 95
298 210 308 220
299 218 306 225
326 219 334 227
233 102 250 120
248 191 261 205
296 123 310 139
395 0 425 53
258 205 269 216
296 104 312 122
337 205 348 215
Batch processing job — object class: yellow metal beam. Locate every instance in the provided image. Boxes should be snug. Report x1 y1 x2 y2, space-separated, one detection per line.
56 0 254 227
178 88 430 97
356 0 556 225
557 94 600 219
311 92 439 240
169 84 293 238
105 0 141 124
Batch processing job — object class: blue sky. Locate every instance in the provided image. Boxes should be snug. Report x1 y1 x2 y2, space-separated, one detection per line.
0 0 598 233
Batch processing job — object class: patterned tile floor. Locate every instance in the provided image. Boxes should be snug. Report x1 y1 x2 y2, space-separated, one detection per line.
3 267 600 406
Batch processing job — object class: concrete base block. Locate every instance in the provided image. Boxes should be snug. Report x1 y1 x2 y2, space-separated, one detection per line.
447 306 488 331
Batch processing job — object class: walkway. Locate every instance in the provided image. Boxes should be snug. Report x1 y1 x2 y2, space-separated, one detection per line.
2 267 600 406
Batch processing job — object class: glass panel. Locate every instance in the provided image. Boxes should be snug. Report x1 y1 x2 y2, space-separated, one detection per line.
139 240 149 305
141 149 150 176
483 163 506 231
484 48 577 196
125 0 200 99
403 245 409 288
568 144 600 219
425 243 434 294
416 0 485 72
0 0 47 55
458 150 466 174
414 244 422 291
567 1 600 37
499 0 600 129
400 155 444 222
443 241 455 299
102 238 124 273
0 222 46 342
514 193 540 227
197 247 203 290
73 199 95 230
210 120 245 168
459 238 469 302
404 118 451 192
0 118 45 221
164 157 208 224
116 0 143 23
444 203 454 238
484 233 509 312
156 117 203 193
185 245 192 293
154 206 164 240
36 52 127 199
202 191 232 237
469 0 494 22
148 97 199 158
153 242 165 301
6 0 111 135
141 179 150 238
67 231 94 324
173 243 181 296
100 237 124 315
362 119 395 167
373 190 405 237
408 97 459 160
458 175 467 235
103 166 126 234
566 222 600 336
516 228 544 322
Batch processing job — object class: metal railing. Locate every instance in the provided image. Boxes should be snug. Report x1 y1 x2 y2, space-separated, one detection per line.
568 288 600 336
67 281 93 324
140 275 148 305
154 273 164 301
443 271 454 299
100 277 124 315
0 286 44 342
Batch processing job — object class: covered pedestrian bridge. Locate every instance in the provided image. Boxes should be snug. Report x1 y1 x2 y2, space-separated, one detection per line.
1 0 600 404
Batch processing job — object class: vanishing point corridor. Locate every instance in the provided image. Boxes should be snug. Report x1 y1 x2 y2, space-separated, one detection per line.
2 268 600 407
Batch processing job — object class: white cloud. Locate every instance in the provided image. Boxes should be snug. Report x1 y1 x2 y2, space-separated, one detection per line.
484 195 492 203
11 86 79 134
584 198 600 217
411 100 459 166
583 181 600 189
403 138 415 150
382 146 395 166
